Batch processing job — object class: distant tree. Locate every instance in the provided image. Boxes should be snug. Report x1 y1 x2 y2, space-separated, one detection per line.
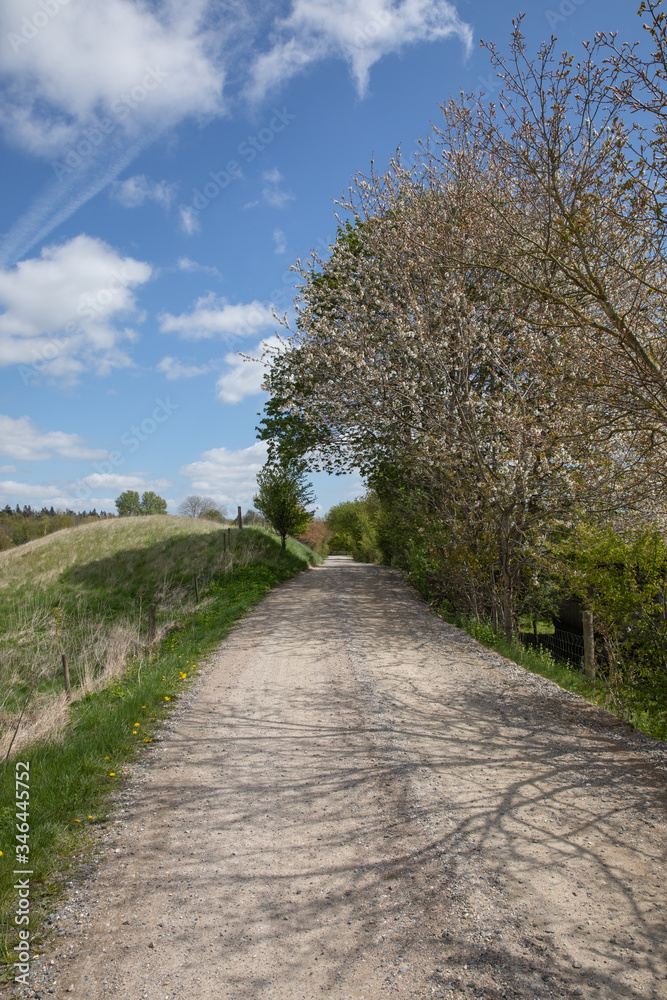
115 490 141 516
253 462 315 550
242 508 267 526
199 508 225 522
298 518 331 555
140 491 168 515
177 495 227 519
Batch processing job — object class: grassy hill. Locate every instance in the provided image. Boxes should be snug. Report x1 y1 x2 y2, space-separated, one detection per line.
0 516 319 967
0 515 316 749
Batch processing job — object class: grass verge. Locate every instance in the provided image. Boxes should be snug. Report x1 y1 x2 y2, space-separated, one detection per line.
441 612 667 742
0 522 319 977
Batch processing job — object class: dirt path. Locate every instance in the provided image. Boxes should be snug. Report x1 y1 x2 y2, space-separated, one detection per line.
27 557 666 1000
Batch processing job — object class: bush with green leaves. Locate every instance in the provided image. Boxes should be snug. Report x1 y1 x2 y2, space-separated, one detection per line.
326 494 385 563
556 524 667 714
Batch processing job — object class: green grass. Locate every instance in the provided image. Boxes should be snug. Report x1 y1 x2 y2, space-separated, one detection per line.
0 516 296 723
0 518 320 973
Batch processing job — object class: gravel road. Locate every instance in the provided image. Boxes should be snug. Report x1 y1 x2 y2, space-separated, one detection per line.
26 556 667 1000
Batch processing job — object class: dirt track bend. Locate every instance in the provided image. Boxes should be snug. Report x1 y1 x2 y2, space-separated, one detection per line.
29 556 667 1000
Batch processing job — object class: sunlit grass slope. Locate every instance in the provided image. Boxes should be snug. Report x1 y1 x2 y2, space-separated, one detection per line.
0 516 317 750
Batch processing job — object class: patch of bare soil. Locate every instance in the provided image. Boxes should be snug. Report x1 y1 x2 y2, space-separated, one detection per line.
20 557 667 1000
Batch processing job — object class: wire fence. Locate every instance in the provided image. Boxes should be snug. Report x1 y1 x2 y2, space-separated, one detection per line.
521 629 585 669
521 628 608 673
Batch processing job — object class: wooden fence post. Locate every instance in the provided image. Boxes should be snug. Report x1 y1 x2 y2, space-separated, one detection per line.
194 575 199 603
227 527 231 547
583 610 596 681
237 505 243 530
148 603 156 643
62 653 71 701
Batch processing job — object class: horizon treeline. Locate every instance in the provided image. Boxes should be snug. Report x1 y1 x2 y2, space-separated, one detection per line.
0 505 114 549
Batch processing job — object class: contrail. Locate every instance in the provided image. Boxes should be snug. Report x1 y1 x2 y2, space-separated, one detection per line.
0 127 161 268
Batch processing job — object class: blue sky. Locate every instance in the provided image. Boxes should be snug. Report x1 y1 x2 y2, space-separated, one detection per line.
0 0 643 516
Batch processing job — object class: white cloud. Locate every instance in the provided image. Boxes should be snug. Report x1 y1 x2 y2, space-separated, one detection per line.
0 234 151 376
0 1 471 267
0 470 171 509
179 206 201 235
77 473 171 491
0 414 109 461
0 480 64 500
0 0 225 264
247 0 473 100
0 465 16 474
0 0 225 156
180 441 269 506
216 335 282 404
110 175 175 208
159 294 275 341
177 257 220 276
261 168 295 209
156 356 209 380
273 228 287 254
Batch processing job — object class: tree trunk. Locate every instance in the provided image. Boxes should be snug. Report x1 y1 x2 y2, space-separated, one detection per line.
502 571 513 642
281 533 286 550
500 515 514 642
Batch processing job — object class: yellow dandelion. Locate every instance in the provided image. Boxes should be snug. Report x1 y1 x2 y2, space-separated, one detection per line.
105 756 110 760
141 705 146 708
109 772 116 776
0 851 3 856
75 819 81 823
164 696 170 701
88 816 93 819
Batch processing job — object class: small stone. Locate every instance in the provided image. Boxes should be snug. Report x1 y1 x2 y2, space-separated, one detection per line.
573 961 582 969
148 941 155 949
572 990 584 997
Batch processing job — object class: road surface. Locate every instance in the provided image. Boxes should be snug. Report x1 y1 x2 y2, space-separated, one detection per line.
32 557 666 1000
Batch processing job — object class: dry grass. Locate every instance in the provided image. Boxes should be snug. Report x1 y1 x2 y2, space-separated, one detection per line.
0 516 279 756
